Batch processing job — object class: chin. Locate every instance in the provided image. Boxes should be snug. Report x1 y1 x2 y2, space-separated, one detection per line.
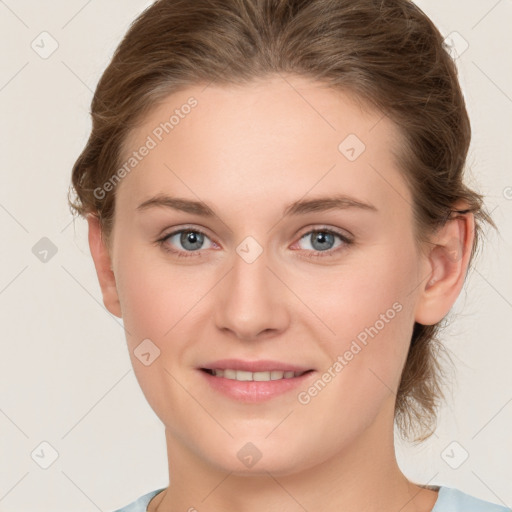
199 437 316 477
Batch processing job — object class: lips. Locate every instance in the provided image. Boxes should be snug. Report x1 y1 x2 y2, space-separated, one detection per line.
198 359 315 402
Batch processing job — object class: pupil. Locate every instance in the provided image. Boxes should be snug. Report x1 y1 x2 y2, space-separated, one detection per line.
181 231 203 250
313 231 333 251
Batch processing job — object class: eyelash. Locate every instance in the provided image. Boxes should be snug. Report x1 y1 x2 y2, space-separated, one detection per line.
155 225 353 260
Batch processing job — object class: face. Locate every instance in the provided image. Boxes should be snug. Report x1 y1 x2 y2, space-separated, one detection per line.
100 76 432 475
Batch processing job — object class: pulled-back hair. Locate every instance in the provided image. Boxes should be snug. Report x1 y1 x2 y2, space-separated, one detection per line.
68 0 495 442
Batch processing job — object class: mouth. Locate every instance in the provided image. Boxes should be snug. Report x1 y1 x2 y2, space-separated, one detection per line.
200 368 314 381
198 360 316 402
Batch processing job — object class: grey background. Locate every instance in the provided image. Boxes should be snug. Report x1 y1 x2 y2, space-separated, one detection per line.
0 1 511 510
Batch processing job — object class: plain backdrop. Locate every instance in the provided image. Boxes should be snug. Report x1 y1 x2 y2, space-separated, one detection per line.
0 1 511 511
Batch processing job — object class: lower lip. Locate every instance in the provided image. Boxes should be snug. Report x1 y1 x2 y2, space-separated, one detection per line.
199 369 316 403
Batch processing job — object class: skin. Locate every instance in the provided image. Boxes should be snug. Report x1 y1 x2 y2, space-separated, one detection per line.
88 75 474 512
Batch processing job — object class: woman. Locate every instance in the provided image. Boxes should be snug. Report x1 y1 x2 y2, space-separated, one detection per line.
68 0 509 510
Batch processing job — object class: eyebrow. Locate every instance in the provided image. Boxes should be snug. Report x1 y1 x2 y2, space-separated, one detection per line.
136 193 378 217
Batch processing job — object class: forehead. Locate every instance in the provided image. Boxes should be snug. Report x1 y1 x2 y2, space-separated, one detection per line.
116 76 410 217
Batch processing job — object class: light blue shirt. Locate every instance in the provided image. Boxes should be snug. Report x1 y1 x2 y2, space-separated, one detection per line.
112 485 511 511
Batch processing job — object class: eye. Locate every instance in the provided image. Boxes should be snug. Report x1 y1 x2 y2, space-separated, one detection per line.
293 228 353 258
156 227 216 258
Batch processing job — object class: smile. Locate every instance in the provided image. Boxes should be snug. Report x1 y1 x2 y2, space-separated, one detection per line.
202 368 311 381
199 365 316 403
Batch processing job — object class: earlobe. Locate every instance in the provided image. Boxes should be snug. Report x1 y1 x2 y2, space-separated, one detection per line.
414 209 475 326
87 214 122 318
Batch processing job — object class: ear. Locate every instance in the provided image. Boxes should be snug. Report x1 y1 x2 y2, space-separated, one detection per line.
414 206 475 326
87 214 122 318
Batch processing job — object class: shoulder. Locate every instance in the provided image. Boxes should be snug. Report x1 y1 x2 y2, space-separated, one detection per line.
111 488 166 512
434 486 511 512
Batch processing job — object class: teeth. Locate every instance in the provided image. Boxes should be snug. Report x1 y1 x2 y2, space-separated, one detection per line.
210 369 306 381
236 370 253 381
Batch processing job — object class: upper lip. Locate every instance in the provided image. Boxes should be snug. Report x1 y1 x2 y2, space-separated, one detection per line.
199 359 313 373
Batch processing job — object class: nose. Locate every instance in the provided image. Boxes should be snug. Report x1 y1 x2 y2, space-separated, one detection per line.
214 246 290 341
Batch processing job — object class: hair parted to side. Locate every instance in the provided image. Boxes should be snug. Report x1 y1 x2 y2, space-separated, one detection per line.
68 0 496 442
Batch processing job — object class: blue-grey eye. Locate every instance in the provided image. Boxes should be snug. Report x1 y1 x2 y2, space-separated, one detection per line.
299 230 343 252
165 230 213 251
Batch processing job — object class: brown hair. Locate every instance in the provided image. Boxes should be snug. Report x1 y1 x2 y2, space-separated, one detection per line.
68 0 495 442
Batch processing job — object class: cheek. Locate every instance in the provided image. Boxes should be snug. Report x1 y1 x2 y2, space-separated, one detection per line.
302 248 417 391
114 243 202 343
301 246 414 331
113 247 205 425
292 277 414 439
